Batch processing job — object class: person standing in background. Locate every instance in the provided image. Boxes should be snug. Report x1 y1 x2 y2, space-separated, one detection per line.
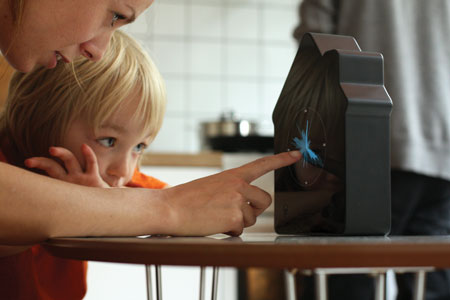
294 0 450 299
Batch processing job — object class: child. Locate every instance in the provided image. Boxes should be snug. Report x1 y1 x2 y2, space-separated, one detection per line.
0 30 167 300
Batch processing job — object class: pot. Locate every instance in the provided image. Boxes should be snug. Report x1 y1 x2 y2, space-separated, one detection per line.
201 112 258 138
201 119 258 138
200 112 261 151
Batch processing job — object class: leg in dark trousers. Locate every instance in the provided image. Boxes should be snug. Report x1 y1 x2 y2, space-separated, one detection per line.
297 274 375 300
297 170 450 300
391 170 450 300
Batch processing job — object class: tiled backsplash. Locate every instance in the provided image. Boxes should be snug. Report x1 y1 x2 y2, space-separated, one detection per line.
124 0 301 152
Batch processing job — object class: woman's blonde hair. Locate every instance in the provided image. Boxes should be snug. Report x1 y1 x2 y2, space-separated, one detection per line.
1 0 25 61
8 0 25 25
0 30 166 163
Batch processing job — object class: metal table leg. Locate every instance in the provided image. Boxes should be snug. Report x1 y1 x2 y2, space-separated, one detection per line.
146 265 153 300
308 267 433 300
199 266 219 300
413 270 427 300
284 269 297 300
373 272 386 300
155 265 162 300
211 267 219 300
199 267 206 300
315 271 328 300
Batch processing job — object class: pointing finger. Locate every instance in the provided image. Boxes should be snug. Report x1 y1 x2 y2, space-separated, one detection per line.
233 151 301 183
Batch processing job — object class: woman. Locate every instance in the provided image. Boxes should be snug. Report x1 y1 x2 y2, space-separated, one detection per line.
0 0 300 251
0 30 169 299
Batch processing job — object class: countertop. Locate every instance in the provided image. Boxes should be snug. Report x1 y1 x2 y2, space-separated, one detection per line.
141 151 223 167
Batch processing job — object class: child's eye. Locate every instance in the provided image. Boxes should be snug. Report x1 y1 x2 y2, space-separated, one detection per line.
111 12 126 27
98 137 116 148
133 143 147 153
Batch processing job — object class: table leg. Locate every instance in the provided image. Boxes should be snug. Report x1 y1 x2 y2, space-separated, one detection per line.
284 269 297 300
155 265 162 300
199 266 206 300
413 270 427 300
211 267 219 300
315 271 328 300
146 265 153 300
374 272 386 300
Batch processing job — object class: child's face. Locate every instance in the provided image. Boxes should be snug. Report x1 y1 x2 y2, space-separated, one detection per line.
61 95 151 187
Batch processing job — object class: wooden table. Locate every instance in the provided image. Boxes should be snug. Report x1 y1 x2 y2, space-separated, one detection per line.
43 233 450 300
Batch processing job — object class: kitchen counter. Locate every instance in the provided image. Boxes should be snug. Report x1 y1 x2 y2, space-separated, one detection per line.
140 151 274 168
141 151 223 167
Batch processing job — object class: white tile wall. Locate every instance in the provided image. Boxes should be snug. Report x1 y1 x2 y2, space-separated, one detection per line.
190 5 222 38
124 0 301 153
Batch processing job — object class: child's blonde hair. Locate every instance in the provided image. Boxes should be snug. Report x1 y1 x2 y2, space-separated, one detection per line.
0 30 166 164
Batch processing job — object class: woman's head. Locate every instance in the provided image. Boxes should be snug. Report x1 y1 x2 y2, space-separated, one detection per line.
1 30 166 179
0 0 153 72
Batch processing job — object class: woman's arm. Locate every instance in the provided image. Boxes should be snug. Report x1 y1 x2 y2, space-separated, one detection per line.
0 151 300 245
0 161 172 245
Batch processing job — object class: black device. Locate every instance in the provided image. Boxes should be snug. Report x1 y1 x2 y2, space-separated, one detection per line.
273 33 392 235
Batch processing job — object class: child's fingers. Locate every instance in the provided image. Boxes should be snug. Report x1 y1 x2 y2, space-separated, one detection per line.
49 147 82 174
81 144 110 188
81 144 100 175
24 157 68 180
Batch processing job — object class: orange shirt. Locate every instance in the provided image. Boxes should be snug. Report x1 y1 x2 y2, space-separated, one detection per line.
128 168 168 189
0 151 166 299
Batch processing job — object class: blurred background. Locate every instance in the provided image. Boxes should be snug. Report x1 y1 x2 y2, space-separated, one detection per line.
123 0 299 153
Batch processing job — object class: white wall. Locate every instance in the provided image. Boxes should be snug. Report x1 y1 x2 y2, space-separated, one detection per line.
85 264 238 300
124 0 301 153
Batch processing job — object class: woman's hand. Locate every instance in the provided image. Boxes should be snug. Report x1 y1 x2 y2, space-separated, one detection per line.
24 144 109 188
162 151 301 236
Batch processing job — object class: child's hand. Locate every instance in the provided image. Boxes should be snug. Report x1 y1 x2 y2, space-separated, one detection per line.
24 144 110 188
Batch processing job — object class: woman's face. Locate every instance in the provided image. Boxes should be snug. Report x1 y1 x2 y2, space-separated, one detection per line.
0 0 153 72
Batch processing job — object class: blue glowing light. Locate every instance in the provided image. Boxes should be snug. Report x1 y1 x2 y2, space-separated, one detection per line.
292 120 323 167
